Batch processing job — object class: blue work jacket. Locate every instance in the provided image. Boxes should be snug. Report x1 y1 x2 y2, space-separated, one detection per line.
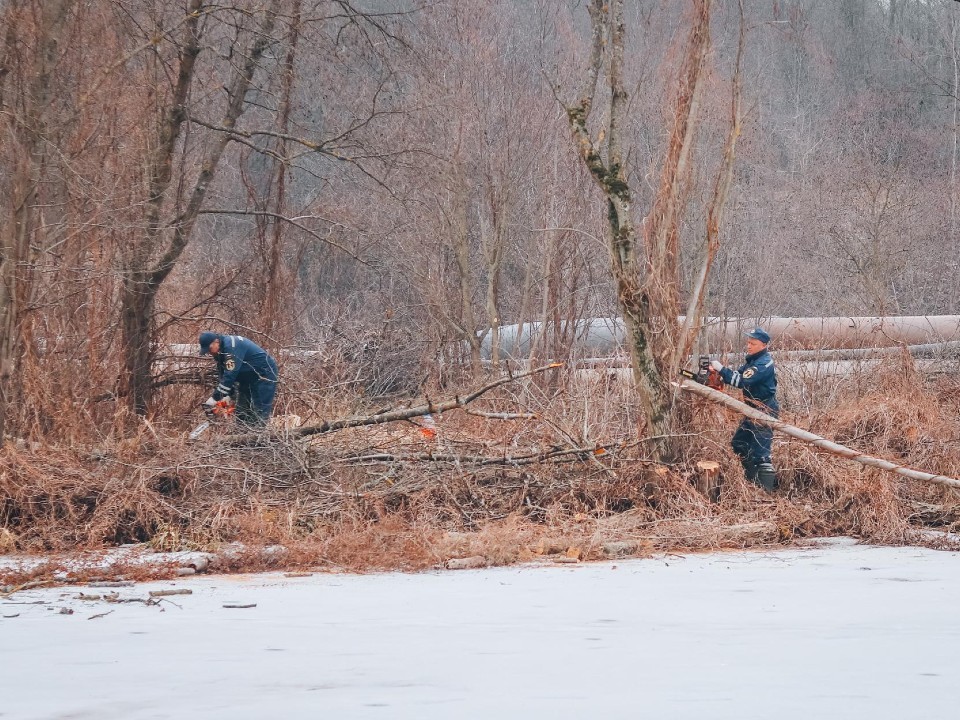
212 335 277 400
719 348 779 415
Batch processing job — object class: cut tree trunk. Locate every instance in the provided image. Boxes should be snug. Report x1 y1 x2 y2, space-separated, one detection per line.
694 460 722 502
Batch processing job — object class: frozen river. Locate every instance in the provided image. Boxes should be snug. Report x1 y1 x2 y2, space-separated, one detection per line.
2 539 959 719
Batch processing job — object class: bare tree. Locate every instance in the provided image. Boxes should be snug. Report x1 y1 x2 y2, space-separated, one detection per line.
118 1 280 415
562 0 744 462
0 0 70 441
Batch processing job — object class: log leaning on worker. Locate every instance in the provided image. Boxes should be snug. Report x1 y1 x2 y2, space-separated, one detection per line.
675 377 960 491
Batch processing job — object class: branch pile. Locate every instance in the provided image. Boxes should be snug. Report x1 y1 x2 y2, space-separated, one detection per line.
3 362 960 576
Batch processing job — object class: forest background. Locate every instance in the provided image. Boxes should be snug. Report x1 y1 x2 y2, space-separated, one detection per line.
3 0 960 573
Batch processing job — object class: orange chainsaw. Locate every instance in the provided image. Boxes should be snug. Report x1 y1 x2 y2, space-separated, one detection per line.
679 355 723 390
189 398 235 440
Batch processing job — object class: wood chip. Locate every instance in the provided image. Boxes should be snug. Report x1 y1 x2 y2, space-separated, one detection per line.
2 613 20 619
602 541 640 557
87 610 114 620
445 556 488 570
148 589 193 598
222 603 257 609
2 579 53 596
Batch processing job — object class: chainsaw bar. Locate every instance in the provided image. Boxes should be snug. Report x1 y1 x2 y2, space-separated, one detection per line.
188 420 211 441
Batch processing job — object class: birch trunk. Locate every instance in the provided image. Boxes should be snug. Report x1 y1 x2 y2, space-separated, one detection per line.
564 0 715 463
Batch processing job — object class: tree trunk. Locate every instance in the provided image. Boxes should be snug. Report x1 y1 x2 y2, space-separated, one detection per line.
952 13 959 311
0 0 69 441
564 0 715 464
481 184 508 367
121 3 276 415
263 0 302 336
449 154 484 372
121 277 156 416
675 0 745 367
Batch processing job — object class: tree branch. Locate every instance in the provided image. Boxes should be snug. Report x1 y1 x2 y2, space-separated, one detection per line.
197 209 372 266
149 7 278 288
221 363 563 444
674 0 744 367
339 443 623 468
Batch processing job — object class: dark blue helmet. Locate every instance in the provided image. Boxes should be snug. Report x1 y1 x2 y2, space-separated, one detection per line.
745 327 771 344
198 331 220 355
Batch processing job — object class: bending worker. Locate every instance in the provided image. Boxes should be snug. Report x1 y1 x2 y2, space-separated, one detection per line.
709 327 779 491
199 331 279 427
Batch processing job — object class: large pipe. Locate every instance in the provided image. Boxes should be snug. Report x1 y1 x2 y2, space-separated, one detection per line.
482 316 960 359
706 316 960 350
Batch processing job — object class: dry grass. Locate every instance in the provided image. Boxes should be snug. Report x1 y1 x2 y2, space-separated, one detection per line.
2 360 960 586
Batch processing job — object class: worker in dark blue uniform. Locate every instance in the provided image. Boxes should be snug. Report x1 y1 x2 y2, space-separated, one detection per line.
710 327 779 491
199 332 279 427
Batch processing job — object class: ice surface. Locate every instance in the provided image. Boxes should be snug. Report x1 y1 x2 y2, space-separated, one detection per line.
2 542 959 719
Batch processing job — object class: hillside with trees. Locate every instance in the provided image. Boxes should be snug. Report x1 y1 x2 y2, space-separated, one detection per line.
2 0 960 574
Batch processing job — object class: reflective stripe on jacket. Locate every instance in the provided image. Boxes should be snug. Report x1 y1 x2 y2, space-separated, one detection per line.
212 335 277 400
719 348 779 415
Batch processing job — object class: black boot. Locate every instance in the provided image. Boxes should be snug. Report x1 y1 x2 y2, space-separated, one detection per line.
756 462 778 492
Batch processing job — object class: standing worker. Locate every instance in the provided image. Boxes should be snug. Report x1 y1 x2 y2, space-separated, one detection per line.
709 327 779 491
199 331 279 427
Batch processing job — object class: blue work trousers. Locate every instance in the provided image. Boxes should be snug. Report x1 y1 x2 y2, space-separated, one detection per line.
731 419 773 467
234 357 279 427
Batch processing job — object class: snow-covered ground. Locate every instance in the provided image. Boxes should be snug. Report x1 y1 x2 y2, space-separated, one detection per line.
2 539 959 719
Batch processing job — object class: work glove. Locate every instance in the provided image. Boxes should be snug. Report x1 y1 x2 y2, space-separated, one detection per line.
710 360 724 372
202 397 218 419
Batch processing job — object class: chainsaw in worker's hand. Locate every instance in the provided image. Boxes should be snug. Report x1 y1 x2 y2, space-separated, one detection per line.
679 354 724 390
189 397 235 440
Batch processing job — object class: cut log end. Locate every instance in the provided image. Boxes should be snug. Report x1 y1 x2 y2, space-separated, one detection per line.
694 460 722 503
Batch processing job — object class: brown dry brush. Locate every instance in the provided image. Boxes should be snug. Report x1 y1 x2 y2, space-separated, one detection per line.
2 361 960 582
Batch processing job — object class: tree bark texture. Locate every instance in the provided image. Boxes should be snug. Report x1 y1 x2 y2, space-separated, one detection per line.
0 0 70 440
565 0 714 463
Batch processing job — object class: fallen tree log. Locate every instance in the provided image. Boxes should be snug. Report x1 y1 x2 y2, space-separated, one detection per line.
224 363 562 445
338 443 632 468
676 379 960 490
